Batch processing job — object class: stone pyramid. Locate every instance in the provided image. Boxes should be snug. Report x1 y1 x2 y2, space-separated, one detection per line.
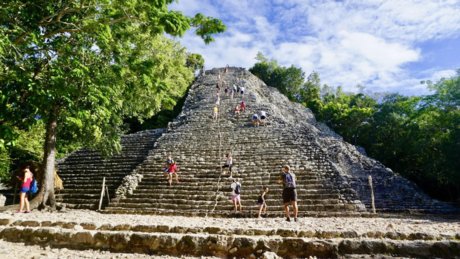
56 67 456 216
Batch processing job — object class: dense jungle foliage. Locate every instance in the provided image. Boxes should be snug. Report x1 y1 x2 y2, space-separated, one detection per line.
250 52 460 202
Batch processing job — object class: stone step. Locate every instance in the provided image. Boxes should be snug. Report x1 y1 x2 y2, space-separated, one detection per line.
2 224 454 258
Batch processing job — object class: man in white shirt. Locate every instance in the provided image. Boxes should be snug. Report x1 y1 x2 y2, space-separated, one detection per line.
259 111 267 126
231 178 242 213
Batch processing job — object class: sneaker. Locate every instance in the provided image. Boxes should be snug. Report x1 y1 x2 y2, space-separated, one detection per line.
228 176 232 178
258 216 263 219
176 180 179 183
15 210 22 213
169 183 172 186
294 218 298 222
286 217 291 222
24 211 30 214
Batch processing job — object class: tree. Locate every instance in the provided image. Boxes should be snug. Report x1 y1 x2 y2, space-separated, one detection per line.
249 53 305 101
186 53 205 71
0 0 226 211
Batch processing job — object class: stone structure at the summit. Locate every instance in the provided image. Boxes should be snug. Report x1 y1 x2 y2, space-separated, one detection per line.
55 67 456 216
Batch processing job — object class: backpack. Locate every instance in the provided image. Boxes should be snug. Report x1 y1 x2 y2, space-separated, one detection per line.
30 179 38 194
284 172 296 189
234 183 241 194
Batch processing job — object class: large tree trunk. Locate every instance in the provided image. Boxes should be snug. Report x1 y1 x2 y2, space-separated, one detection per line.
36 115 58 210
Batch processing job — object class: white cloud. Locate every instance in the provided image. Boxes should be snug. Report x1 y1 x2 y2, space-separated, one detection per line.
169 0 460 95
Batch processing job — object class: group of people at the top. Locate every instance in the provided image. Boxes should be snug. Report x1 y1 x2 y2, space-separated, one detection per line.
211 66 268 127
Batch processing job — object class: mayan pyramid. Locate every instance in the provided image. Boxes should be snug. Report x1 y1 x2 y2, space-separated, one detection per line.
56 67 456 216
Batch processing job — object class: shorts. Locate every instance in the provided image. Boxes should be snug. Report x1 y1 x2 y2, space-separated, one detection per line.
213 112 217 115
241 91 244 94
20 187 30 194
258 197 266 206
232 194 241 202
253 119 259 122
282 189 297 203
222 164 232 172
164 168 169 172
225 89 228 93
261 116 266 120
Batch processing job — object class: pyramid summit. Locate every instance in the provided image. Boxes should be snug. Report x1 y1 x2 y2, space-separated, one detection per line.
55 67 456 216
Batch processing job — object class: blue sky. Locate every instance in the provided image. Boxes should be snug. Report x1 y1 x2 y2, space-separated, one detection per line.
170 0 460 95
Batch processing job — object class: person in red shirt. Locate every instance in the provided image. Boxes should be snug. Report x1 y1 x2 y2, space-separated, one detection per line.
240 101 246 113
234 106 240 116
16 166 33 213
165 161 179 186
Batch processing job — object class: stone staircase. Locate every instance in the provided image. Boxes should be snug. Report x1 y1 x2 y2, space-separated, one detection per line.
52 66 457 216
55 130 164 209
106 68 369 217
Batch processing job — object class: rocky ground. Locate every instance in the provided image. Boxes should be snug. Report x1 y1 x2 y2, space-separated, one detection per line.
1 210 459 237
0 239 415 259
0 239 220 259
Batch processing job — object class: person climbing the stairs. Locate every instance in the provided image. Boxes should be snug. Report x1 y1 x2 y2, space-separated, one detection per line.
216 83 220 93
257 187 269 218
240 86 245 97
230 88 234 99
279 165 298 222
253 114 260 127
231 178 242 213
222 153 233 178
165 161 179 186
212 105 218 121
215 97 220 107
240 101 246 113
259 110 267 126
234 105 240 116
163 156 174 173
224 85 228 96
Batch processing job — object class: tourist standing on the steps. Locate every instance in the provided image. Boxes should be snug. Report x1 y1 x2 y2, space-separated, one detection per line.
234 105 240 116
258 187 269 218
241 101 246 113
222 153 233 178
278 165 298 222
240 86 245 97
224 85 229 96
164 156 174 173
230 88 234 99
233 84 237 95
215 97 220 107
259 110 267 126
253 114 259 127
216 83 220 93
165 161 179 186
16 166 33 213
212 105 218 121
231 178 242 213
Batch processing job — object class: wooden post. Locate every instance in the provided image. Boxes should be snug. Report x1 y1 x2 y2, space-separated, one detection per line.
105 186 110 204
368 175 376 214
98 177 105 210
13 182 18 205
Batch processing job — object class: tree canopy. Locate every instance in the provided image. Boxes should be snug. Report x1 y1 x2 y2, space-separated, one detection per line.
0 0 225 210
